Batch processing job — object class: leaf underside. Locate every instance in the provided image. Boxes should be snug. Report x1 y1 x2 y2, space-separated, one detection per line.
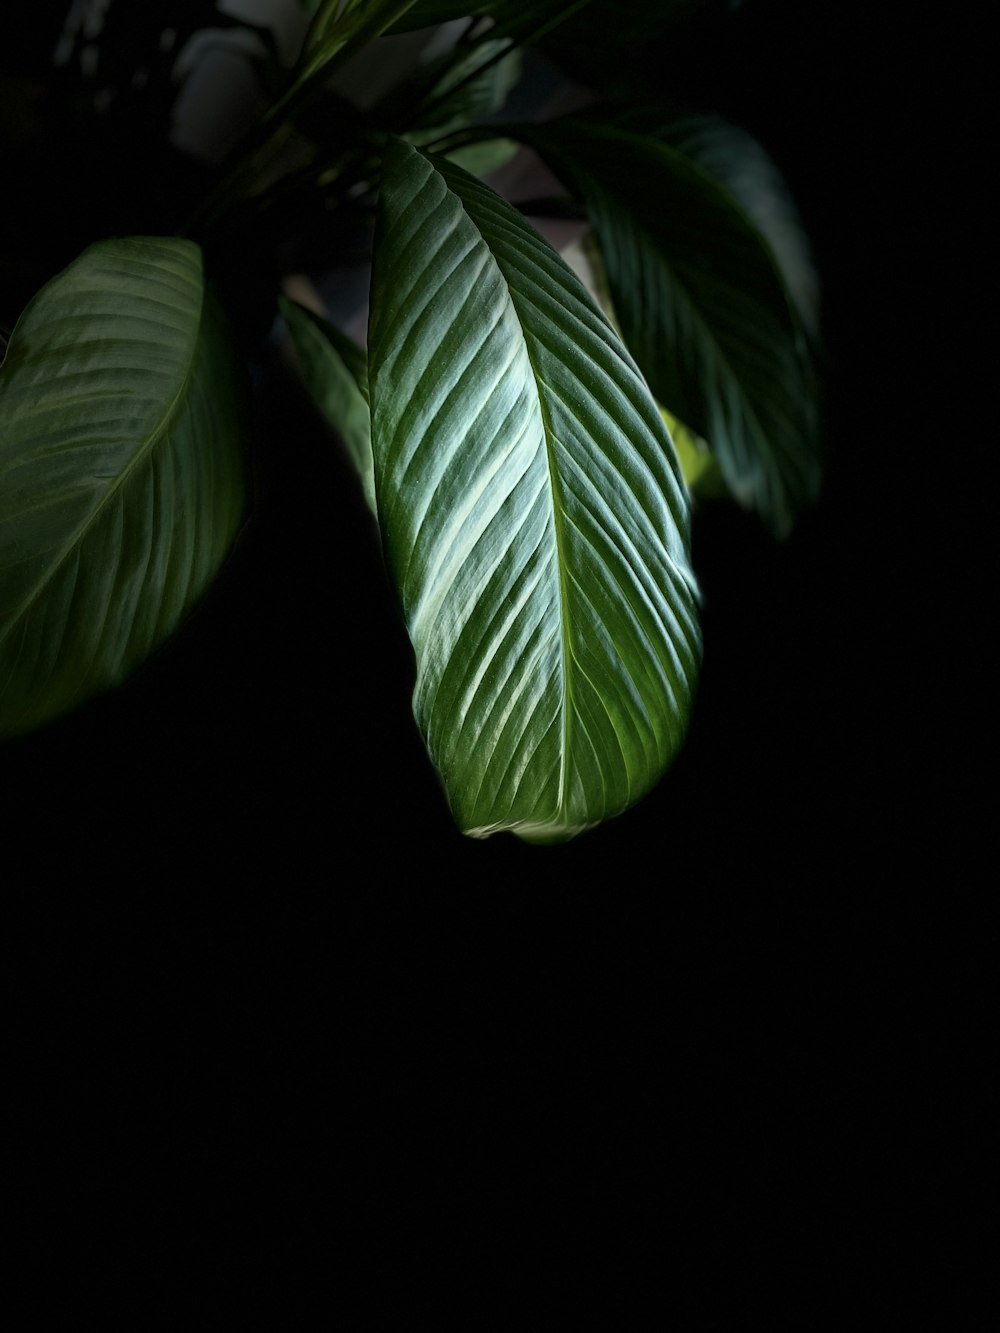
368 138 701 842
0 237 248 738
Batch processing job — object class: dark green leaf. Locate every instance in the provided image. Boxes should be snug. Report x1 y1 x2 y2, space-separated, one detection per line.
406 38 522 137
387 2 492 31
279 295 376 515
369 138 700 841
444 135 519 179
520 119 820 537
389 1 596 42
0 237 249 738
657 114 821 343
294 1 421 91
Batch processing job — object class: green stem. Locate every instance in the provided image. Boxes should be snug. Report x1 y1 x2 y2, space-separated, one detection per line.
178 0 420 240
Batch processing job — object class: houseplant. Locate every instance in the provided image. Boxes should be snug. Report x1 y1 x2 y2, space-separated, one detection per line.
0 0 821 843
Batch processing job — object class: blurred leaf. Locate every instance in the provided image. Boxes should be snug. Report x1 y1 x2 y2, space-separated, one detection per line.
519 118 820 537
660 408 727 499
444 134 519 178
293 0 421 92
387 1 490 29
534 1 722 99
657 114 821 343
390 1 598 44
406 38 522 136
280 295 376 515
0 237 249 738
387 2 547 33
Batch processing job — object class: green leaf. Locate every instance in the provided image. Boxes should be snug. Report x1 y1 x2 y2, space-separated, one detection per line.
660 408 726 500
0 237 249 739
444 135 519 180
387 2 492 31
532 2 718 99
279 295 376 516
579 230 729 503
387 3 531 32
406 38 522 137
657 114 821 343
519 119 820 538
368 138 701 842
293 1 421 91
389 1 597 42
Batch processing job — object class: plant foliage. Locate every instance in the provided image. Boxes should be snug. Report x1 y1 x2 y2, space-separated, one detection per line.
0 0 821 842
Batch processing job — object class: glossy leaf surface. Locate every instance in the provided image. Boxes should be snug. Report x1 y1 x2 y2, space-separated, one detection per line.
368 139 700 841
521 119 820 537
0 237 248 738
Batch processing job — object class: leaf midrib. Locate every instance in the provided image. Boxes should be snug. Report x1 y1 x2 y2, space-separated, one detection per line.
439 173 577 825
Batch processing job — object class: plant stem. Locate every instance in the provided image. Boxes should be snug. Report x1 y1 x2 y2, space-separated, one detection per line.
178 0 420 240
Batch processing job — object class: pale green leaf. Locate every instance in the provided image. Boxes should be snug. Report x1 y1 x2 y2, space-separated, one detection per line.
659 407 726 499
579 231 728 502
520 119 820 538
0 237 249 738
279 295 376 515
368 138 701 842
444 135 519 180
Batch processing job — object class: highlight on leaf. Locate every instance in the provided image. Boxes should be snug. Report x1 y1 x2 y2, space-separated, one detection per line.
0 0 826 845
367 138 701 842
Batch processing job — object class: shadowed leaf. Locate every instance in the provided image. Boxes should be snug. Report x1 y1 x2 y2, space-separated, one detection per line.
520 118 820 537
280 295 376 515
0 237 249 737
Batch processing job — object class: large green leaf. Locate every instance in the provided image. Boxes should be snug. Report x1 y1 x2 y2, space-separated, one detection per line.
279 295 376 516
368 138 701 842
519 119 820 538
0 237 249 739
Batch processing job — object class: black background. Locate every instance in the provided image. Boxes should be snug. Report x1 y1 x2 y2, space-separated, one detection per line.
2 3 993 1324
